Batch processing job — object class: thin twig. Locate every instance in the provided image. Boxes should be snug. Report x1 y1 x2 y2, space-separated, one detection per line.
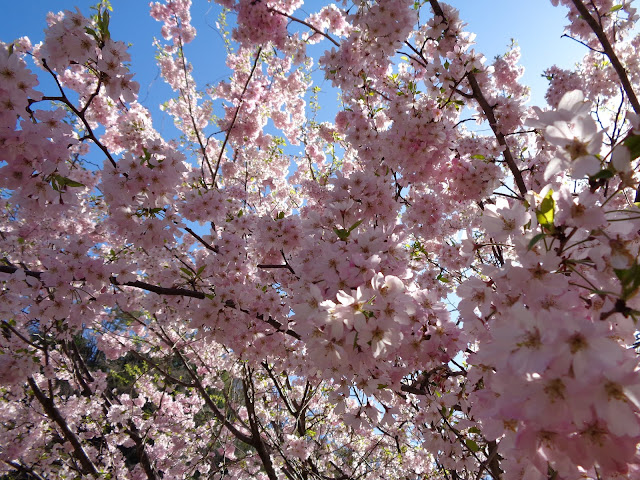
211 47 263 187
184 226 219 253
270 8 340 47
174 28 216 184
39 59 117 168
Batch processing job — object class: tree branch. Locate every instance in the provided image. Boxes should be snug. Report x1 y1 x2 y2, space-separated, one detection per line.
242 370 279 480
568 0 640 113
184 226 219 253
427 0 527 197
27 377 99 477
174 30 216 184
173 349 256 446
270 8 340 47
38 59 117 169
466 73 527 197
0 265 301 339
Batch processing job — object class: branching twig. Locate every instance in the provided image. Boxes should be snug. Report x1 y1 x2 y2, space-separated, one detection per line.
38 59 117 168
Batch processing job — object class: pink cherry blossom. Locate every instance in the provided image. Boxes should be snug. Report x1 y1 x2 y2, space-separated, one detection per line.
1 1 640 479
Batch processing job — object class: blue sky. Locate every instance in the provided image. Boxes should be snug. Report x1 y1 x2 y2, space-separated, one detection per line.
2 1 585 141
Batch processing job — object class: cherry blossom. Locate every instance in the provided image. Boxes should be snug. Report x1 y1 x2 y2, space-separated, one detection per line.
1 0 640 479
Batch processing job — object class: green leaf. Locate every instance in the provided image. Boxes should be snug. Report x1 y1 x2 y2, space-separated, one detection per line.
590 168 614 180
85 27 98 39
196 265 206 276
141 147 152 162
536 189 555 231
471 154 485 160
61 178 85 188
348 219 363 232
334 227 350 241
50 174 85 191
444 60 450 69
277 211 285 220
465 439 480 452
610 4 623 12
528 233 547 250
179 267 193 277
624 134 640 160
614 263 640 298
136 207 163 218
468 426 482 434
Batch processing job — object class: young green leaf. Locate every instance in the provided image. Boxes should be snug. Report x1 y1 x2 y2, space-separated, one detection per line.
536 189 555 231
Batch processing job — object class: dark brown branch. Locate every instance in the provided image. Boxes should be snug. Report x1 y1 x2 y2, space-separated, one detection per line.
0 265 42 279
27 377 99 477
0 264 202 297
0 265 301 340
453 87 474 99
486 440 503 480
561 33 604 53
399 49 428 69
466 74 527 197
429 0 445 19
568 0 640 113
242 371 279 480
224 299 302 341
427 0 527 197
261 363 297 417
112 277 206 299
4 461 48 480
79 75 104 116
257 249 297 276
184 226 220 253
1 320 42 350
400 384 426 396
